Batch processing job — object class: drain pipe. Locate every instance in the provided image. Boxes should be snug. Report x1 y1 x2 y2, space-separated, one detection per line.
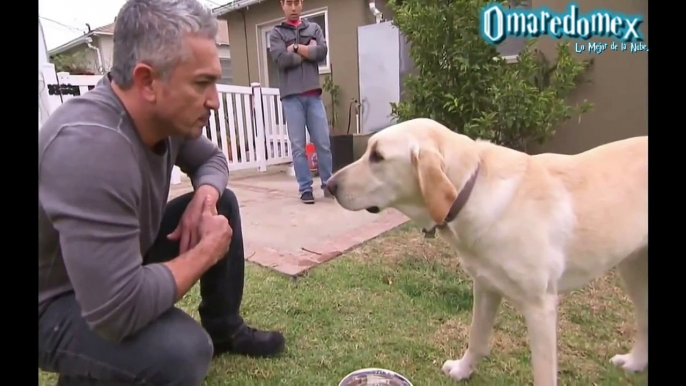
368 1 383 23
85 37 104 74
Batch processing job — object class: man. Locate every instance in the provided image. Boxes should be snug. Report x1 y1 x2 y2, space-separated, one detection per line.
38 0 285 384
269 0 333 204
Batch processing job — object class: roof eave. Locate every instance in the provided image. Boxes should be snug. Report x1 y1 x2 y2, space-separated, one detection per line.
48 36 91 55
48 31 111 56
212 0 266 16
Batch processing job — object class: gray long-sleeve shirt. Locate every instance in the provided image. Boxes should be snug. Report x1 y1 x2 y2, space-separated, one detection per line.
38 74 229 343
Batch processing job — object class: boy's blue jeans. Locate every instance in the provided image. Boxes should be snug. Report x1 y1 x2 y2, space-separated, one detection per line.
281 94 333 194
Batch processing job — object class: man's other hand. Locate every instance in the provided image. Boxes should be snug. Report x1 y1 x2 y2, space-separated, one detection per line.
198 195 232 261
167 185 219 254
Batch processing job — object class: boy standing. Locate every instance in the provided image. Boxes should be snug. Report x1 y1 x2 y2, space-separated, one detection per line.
269 0 333 204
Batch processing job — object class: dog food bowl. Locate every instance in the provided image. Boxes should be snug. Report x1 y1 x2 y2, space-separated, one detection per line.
338 368 413 386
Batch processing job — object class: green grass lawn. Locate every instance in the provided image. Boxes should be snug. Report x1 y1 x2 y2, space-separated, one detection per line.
39 224 648 385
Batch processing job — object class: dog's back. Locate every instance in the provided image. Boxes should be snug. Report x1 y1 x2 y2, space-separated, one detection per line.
534 136 648 288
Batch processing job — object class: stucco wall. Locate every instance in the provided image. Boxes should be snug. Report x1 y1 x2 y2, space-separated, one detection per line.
95 36 114 70
527 0 648 154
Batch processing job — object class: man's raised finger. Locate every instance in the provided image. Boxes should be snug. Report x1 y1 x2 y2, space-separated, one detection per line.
202 195 215 214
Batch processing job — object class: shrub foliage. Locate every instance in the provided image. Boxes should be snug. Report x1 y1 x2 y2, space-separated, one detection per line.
388 0 594 150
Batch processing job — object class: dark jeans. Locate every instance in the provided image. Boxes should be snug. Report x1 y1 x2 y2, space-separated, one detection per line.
38 188 246 385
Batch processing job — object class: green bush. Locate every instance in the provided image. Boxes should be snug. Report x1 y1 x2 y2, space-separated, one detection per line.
388 0 594 151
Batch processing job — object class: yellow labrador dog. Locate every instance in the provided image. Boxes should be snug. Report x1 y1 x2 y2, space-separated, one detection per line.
325 118 647 385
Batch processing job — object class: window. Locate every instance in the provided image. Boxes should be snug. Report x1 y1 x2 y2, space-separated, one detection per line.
301 10 330 72
496 0 531 62
218 58 233 85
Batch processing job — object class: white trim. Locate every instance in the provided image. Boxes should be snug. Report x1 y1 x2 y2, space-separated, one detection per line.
493 54 520 64
503 55 519 64
256 25 272 86
256 7 332 86
212 0 266 16
306 8 331 74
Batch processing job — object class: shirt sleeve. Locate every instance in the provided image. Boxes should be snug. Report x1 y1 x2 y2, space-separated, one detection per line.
308 24 328 62
39 125 177 343
175 134 229 197
268 27 304 69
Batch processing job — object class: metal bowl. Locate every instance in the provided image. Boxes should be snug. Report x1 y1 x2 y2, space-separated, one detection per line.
338 368 413 386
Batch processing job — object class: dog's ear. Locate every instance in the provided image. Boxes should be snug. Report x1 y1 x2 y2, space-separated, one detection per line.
412 147 458 224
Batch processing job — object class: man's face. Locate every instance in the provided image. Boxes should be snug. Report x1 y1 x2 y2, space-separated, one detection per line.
153 35 222 139
281 0 303 21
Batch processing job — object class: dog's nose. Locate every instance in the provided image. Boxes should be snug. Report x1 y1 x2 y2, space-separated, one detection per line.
326 179 338 196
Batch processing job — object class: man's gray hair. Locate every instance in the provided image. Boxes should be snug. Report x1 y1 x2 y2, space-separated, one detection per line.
110 0 218 89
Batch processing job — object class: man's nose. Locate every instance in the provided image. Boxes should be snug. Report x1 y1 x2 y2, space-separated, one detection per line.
206 88 220 111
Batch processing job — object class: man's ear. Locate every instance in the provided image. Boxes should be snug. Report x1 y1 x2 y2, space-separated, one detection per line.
131 63 157 103
412 147 458 224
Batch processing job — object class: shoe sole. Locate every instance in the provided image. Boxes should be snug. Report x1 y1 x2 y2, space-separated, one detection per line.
301 194 315 204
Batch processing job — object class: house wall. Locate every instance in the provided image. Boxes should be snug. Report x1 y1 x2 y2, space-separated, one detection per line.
95 34 232 66
527 0 648 155
95 35 115 71
222 0 389 135
55 33 232 82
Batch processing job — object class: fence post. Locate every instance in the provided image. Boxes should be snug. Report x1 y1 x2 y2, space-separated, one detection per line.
251 82 268 172
171 166 182 185
57 72 71 86
39 63 63 125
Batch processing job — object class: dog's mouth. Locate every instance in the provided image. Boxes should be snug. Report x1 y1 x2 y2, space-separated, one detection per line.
365 206 381 214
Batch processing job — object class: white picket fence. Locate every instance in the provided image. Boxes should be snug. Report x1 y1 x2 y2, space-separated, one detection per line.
38 63 295 183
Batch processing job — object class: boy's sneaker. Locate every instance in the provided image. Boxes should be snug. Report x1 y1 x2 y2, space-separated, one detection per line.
300 191 315 204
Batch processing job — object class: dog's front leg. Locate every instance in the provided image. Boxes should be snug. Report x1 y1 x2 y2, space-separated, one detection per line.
442 280 502 381
521 293 559 386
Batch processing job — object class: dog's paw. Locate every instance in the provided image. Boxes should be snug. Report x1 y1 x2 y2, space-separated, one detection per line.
610 353 647 372
441 359 474 381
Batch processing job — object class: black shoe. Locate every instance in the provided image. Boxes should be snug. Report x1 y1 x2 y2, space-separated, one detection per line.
213 323 285 358
300 191 315 204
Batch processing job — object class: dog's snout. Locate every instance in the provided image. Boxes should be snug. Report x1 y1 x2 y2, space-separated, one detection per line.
326 179 338 196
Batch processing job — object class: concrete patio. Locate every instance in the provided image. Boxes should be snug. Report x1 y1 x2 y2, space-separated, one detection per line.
168 165 409 276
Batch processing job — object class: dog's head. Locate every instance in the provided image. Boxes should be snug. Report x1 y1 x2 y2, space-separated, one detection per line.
326 118 475 226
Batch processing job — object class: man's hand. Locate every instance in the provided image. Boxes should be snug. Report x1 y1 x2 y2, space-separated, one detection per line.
295 40 317 59
287 44 295 52
163 195 232 301
167 185 220 254
198 195 232 262
296 44 310 58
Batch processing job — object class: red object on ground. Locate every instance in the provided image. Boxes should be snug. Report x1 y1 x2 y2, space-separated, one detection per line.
306 143 317 172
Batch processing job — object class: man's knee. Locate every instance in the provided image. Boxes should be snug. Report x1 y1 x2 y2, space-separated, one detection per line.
288 130 306 155
146 312 214 385
217 188 239 218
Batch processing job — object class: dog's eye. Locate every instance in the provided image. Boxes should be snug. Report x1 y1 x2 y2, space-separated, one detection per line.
369 149 384 163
